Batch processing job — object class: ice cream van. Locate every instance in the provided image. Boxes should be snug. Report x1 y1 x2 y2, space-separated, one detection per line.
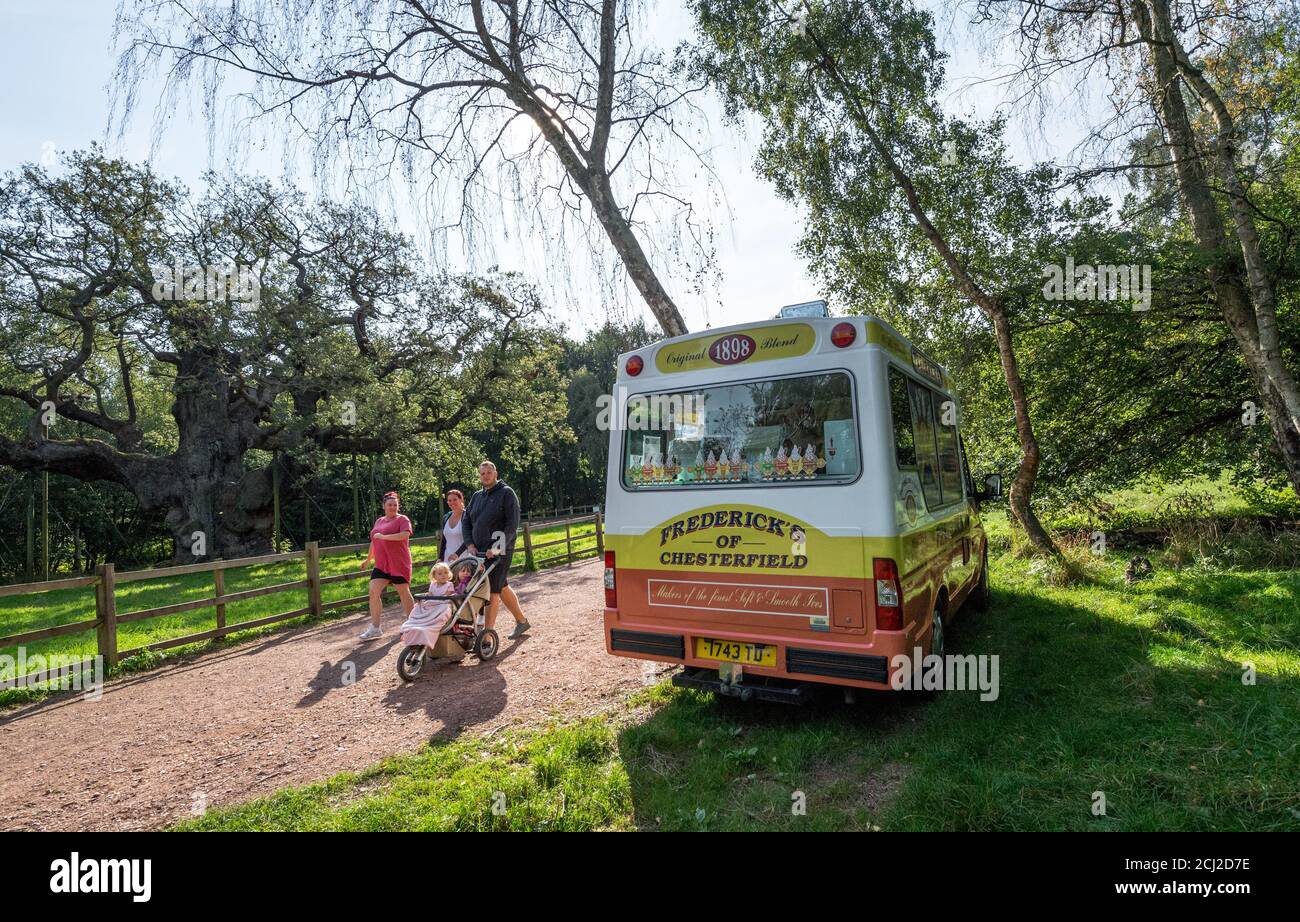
601 306 1002 702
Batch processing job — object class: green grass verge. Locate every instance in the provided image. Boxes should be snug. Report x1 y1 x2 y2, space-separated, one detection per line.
178 546 1300 831
1047 474 1300 532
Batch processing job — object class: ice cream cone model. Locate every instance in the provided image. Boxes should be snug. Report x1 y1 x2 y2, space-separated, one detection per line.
692 451 704 481
704 450 718 481
760 447 774 480
641 454 654 483
789 444 804 477
805 444 824 477
774 446 789 479
730 449 744 481
718 452 731 480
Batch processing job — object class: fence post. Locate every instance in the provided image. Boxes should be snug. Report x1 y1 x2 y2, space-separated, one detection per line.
595 509 604 556
306 541 323 617
25 487 35 581
95 563 118 669
522 520 536 572
213 564 226 635
565 518 573 564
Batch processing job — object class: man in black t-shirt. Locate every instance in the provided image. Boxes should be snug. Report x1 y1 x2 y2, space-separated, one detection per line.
462 460 532 638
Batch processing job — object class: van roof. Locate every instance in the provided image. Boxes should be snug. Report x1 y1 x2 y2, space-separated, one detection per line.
615 313 953 390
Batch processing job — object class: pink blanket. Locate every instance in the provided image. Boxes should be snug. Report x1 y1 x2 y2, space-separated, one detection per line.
399 583 456 648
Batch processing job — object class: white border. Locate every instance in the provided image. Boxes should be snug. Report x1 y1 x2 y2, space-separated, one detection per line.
646 578 830 619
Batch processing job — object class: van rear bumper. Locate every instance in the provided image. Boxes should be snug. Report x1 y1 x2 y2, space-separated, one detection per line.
609 628 684 658
671 668 813 704
605 611 896 690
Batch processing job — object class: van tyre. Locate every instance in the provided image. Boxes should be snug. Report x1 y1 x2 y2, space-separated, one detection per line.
970 548 991 612
929 603 945 659
917 602 945 702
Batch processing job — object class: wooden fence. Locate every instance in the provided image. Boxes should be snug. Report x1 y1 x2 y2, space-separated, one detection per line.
0 511 602 687
523 504 600 524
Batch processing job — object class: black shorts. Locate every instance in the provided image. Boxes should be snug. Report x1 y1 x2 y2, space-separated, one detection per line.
370 567 408 585
486 553 512 593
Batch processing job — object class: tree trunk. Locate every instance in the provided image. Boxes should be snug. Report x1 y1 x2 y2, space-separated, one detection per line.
1135 0 1300 497
807 40 1059 555
154 469 273 563
501 72 690 339
140 350 276 562
990 311 1057 555
586 174 689 338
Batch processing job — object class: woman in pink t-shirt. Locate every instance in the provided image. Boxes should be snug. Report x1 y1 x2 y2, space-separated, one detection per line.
359 491 415 640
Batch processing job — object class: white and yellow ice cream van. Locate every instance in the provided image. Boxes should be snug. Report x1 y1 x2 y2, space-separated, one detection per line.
601 309 1001 702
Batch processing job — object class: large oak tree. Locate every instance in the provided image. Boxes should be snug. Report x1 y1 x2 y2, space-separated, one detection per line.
0 151 553 561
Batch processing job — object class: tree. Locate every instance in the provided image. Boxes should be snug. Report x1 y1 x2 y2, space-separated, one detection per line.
972 0 1300 499
690 0 1061 554
0 151 554 561
113 0 716 337
558 318 659 505
923 207 1290 513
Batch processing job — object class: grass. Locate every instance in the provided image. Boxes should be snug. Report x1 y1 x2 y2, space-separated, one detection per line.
177 541 1300 831
0 519 598 689
1047 474 1300 533
178 718 635 831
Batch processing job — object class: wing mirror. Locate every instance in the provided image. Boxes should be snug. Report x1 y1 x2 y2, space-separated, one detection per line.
978 473 1003 501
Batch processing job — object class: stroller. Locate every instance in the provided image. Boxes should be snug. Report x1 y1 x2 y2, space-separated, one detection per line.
396 555 500 681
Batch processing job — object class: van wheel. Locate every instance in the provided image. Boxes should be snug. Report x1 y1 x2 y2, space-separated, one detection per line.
929 603 945 659
916 602 945 702
970 548 991 612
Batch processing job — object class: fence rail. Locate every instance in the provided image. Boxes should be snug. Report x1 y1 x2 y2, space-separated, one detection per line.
522 504 600 525
0 510 602 686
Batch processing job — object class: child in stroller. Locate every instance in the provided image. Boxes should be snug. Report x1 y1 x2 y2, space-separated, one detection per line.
396 555 500 681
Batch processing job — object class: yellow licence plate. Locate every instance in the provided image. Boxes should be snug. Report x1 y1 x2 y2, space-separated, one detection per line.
694 637 776 668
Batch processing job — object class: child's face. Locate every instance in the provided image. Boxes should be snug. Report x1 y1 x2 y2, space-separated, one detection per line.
432 567 451 584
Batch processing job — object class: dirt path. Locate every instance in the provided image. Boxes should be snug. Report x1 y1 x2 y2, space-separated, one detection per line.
0 560 651 831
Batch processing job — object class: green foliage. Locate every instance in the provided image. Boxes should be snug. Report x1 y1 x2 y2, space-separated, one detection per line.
688 0 1299 507
0 151 654 575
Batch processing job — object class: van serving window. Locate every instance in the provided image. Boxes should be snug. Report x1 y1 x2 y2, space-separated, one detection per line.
892 368 965 511
907 380 944 510
936 405 964 504
888 368 917 468
621 372 858 488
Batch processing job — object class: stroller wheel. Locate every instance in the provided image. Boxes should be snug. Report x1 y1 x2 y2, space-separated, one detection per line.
474 629 500 661
397 644 427 681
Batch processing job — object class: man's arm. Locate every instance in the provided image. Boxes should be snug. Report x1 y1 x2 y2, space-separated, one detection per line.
500 487 519 550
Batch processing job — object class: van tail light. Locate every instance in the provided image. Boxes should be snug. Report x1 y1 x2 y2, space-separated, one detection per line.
873 557 904 630
830 322 856 348
604 550 617 608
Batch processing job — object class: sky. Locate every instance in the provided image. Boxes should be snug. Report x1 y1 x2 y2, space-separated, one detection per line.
0 0 1106 336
